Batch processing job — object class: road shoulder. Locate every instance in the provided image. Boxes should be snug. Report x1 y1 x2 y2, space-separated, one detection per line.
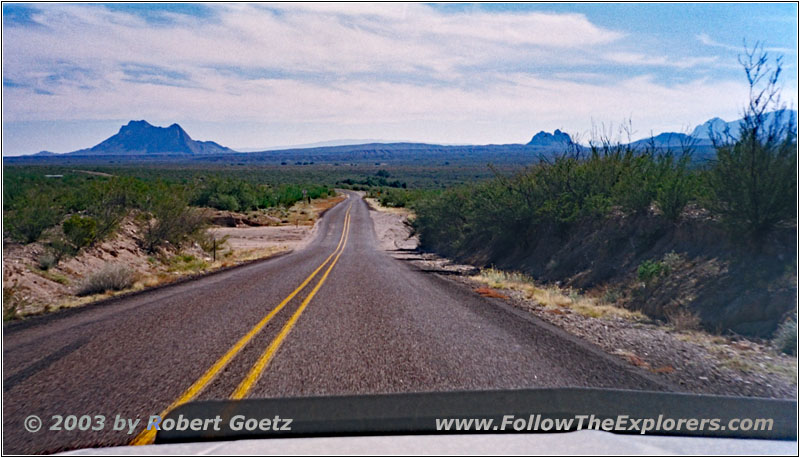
365 199 797 399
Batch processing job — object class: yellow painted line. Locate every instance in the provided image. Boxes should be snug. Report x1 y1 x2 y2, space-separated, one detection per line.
131 203 352 445
230 211 352 400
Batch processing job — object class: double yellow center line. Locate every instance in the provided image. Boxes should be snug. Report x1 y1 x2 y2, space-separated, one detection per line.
132 202 352 445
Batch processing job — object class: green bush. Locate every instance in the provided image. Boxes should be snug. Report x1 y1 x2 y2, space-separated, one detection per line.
46 235 77 260
637 259 669 283
36 251 59 271
709 47 796 240
654 151 695 221
140 187 207 253
85 177 137 239
208 194 240 211
62 215 98 250
368 187 436 208
5 190 62 243
773 315 797 356
413 140 697 259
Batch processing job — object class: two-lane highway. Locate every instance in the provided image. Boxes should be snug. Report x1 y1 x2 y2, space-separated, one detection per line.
3 191 666 454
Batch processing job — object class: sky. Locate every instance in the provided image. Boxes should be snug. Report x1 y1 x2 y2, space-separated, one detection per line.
2 2 798 155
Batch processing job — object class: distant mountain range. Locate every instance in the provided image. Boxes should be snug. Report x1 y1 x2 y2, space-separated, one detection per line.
691 109 795 140
67 120 236 155
13 110 795 161
528 108 796 150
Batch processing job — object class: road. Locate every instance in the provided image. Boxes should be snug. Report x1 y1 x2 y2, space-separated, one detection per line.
3 191 667 453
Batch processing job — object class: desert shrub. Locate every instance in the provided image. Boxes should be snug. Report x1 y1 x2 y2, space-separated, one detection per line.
3 287 25 321
192 178 257 211
36 251 58 271
338 176 406 189
414 138 699 259
414 186 474 256
191 178 333 211
368 187 436 208
611 149 659 214
637 259 668 283
46 234 78 260
661 251 683 271
654 151 696 221
62 215 98 250
5 190 62 243
140 187 207 253
602 288 623 304
208 194 240 212
773 315 797 356
167 254 209 272
666 307 702 331
708 46 797 240
76 264 135 296
85 177 139 239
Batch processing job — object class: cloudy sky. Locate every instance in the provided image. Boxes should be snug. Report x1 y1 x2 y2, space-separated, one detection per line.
2 2 797 155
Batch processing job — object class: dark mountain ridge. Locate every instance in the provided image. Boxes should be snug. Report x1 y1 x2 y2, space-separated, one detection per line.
68 120 236 155
527 129 573 147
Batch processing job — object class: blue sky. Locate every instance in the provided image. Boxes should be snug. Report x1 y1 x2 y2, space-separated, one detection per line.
2 2 797 155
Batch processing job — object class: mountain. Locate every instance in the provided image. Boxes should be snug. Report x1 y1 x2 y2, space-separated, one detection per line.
527 129 572 147
628 132 696 148
241 138 396 152
691 109 796 141
627 109 797 148
68 120 237 155
690 117 733 140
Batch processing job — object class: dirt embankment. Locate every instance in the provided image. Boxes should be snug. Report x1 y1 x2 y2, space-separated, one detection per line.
3 194 345 319
428 205 795 338
363 196 418 251
366 200 796 399
507 208 795 338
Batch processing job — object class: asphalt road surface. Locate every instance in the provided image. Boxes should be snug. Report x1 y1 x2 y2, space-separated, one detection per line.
3 191 668 453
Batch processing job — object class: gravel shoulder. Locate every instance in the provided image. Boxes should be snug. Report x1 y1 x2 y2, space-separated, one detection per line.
365 197 797 399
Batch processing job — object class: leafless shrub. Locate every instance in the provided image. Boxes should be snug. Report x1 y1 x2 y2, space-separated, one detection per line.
76 264 135 296
666 307 702 331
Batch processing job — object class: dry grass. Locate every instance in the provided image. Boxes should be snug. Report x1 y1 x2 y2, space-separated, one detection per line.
312 195 347 215
131 246 286 291
226 246 286 263
666 307 702 331
277 195 347 226
76 264 136 296
472 268 647 322
31 267 70 285
167 254 209 273
676 331 798 384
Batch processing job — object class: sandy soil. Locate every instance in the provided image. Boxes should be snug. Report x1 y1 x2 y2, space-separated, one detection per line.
3 218 164 316
364 196 418 251
209 225 315 252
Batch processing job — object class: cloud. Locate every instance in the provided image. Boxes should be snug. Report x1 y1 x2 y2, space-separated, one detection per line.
604 51 717 69
3 4 623 80
696 33 793 54
3 3 787 150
